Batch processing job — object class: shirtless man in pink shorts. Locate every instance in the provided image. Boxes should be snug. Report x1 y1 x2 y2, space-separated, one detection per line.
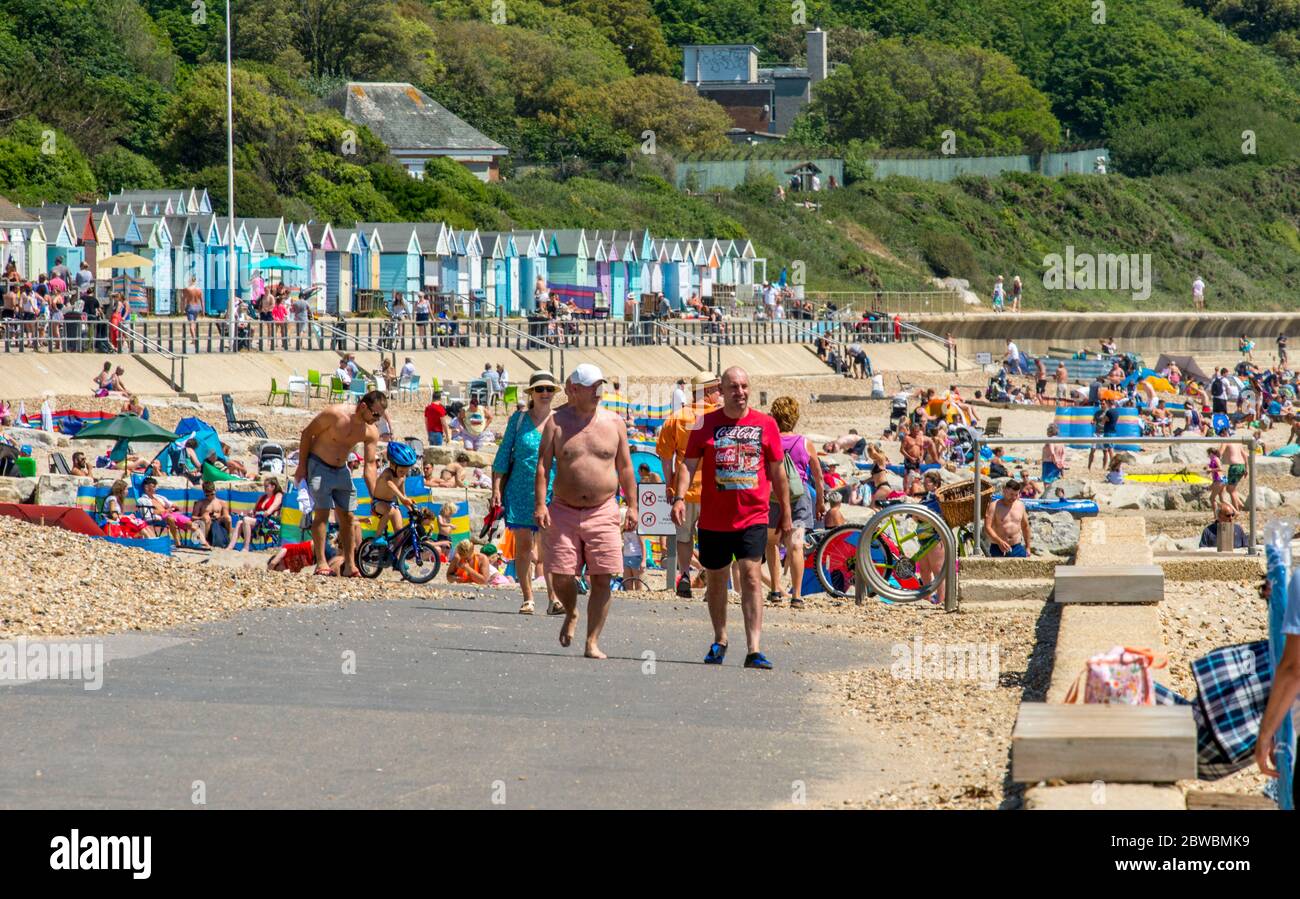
535 363 638 659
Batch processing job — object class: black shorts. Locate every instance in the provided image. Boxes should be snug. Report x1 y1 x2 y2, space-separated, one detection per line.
1036 379 1047 395
903 458 921 472
698 525 767 570
1212 398 1228 415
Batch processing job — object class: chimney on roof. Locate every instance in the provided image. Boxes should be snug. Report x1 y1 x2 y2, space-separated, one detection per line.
807 27 827 87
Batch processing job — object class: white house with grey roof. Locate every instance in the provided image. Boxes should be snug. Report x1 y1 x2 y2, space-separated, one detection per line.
327 82 509 183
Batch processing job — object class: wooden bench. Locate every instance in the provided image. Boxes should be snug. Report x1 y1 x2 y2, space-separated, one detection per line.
1012 703 1197 783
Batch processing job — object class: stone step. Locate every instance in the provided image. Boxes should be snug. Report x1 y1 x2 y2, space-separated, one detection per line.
1012 703 1197 783
1024 783 1186 810
1047 605 1169 703
958 579 1053 603
1053 565 1164 604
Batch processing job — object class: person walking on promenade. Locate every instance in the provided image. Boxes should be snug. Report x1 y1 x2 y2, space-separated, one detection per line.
535 364 638 659
492 370 560 615
673 366 791 670
656 371 722 597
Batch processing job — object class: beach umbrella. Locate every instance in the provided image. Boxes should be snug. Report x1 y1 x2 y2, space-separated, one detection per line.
255 256 304 271
72 413 179 472
98 252 154 270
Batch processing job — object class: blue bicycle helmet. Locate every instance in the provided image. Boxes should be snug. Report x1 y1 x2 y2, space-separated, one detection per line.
386 441 419 468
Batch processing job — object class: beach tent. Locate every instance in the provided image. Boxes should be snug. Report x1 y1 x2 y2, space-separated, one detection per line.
1155 353 1212 385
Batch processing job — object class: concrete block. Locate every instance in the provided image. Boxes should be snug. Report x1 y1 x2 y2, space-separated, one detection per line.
1024 783 1186 810
1012 703 1197 783
1054 565 1163 604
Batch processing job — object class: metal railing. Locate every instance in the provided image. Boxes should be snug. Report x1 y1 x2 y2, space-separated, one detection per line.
803 290 964 316
651 320 724 372
900 320 958 372
0 312 934 357
118 323 186 392
488 320 565 382
317 321 396 370
971 434 1260 556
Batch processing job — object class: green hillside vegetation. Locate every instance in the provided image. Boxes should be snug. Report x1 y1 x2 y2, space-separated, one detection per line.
0 0 1296 310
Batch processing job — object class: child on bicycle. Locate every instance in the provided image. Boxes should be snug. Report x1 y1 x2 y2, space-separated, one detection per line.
372 441 421 544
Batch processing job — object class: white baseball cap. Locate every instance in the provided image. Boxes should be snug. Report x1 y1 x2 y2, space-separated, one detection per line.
568 363 605 387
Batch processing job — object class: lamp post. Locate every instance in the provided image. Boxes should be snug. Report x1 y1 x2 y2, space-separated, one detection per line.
224 0 238 347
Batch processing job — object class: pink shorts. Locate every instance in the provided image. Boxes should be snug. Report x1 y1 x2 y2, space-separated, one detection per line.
543 498 622 576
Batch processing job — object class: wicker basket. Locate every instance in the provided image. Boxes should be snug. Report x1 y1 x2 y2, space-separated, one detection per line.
933 479 995 528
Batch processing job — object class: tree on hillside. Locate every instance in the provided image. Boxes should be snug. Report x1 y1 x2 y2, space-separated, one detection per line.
597 75 732 153
0 118 98 204
233 0 434 81
553 0 675 74
807 37 1059 155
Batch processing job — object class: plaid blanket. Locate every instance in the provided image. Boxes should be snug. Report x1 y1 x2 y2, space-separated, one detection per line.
1156 641 1274 781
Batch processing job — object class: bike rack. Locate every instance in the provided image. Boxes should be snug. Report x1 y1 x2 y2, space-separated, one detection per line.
854 503 960 612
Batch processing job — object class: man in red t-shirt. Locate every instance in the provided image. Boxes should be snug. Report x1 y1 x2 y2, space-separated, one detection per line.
673 366 791 670
423 390 450 446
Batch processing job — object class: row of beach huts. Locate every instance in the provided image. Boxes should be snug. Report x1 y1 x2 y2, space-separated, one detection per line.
1 188 769 316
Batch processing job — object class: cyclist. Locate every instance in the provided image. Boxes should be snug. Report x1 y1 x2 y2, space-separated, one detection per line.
372 441 421 545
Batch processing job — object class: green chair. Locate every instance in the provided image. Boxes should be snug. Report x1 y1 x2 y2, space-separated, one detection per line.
268 378 292 406
307 369 323 398
328 376 347 403
502 385 519 407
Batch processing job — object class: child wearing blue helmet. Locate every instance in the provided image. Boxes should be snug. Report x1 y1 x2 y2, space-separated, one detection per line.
372 440 420 542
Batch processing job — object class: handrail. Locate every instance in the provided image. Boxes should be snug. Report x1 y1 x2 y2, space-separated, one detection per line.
119 322 186 392
651 320 724 373
971 434 1260 556
316 320 396 369
899 320 957 372
491 319 565 382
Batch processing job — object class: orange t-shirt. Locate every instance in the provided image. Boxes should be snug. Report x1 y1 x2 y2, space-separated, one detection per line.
656 400 719 504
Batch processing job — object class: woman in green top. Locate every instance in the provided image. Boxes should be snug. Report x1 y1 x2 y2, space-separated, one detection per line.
491 370 559 615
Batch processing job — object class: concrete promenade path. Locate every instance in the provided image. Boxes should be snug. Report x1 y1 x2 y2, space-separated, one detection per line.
0 592 898 809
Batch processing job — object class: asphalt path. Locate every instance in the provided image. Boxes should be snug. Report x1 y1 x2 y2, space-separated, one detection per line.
0 592 897 809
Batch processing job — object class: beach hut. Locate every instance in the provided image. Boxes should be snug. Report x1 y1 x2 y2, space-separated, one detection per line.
133 217 174 313
479 231 519 314
22 206 82 276
330 227 361 314
164 215 191 303
305 222 334 303
409 222 451 295
456 229 482 302
588 233 610 307
548 229 589 299
358 222 422 302
511 229 550 313
0 196 40 278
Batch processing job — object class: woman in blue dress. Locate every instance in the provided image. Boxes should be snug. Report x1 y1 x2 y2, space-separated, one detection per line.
492 370 559 615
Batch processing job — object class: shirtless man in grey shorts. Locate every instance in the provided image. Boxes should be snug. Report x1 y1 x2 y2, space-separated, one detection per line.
294 390 386 575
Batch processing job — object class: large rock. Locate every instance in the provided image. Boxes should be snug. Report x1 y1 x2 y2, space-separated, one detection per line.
1161 485 1210 512
424 445 495 468
1168 443 1201 465
1051 479 1094 499
34 474 91 507
426 486 491 521
1245 485 1284 511
0 476 38 503
1103 483 1149 510
1029 510 1079 557
3 427 59 448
